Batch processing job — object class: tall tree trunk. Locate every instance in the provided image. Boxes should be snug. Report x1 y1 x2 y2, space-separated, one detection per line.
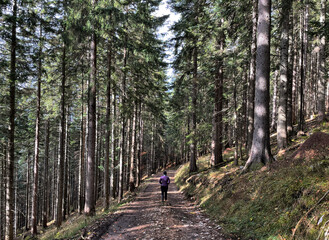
85 19 97 216
129 103 137 192
52 145 57 221
42 120 50 228
190 44 198 173
318 0 326 122
247 0 258 153
63 108 69 220
210 35 224 167
78 74 85 214
85 0 98 215
298 1 308 131
6 0 17 238
125 118 131 191
14 174 17 236
31 24 42 234
136 102 141 187
94 106 100 201
25 154 30 231
110 89 116 199
118 44 127 202
186 113 190 163
243 0 274 171
292 12 299 127
150 122 155 174
271 69 278 131
56 43 66 227
287 13 294 139
137 104 143 187
233 78 239 166
104 38 112 209
277 0 291 150
311 53 317 117
0 147 5 238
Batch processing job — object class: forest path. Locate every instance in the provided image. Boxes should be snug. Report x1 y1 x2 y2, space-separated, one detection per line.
100 170 227 240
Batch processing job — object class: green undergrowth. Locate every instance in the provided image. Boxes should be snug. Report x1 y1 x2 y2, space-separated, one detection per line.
34 201 122 240
27 178 150 240
176 143 329 239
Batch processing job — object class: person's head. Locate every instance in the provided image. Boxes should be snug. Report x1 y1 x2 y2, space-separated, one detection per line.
163 171 167 176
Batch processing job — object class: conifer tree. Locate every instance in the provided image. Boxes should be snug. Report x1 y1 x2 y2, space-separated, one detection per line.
6 0 17 239
318 0 326 122
243 0 274 171
277 0 292 150
85 0 98 216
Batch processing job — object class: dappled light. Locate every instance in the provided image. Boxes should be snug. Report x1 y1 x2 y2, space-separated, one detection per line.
100 170 225 240
1 0 328 239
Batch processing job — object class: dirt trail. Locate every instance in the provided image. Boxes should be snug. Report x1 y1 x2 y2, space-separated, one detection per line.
100 170 228 240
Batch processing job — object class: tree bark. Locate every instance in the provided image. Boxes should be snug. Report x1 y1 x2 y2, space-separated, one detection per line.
56 43 66 227
104 38 112 209
118 44 127 202
271 69 278 131
137 104 143 187
125 118 131 191
25 155 30 231
247 0 258 153
0 147 5 238
233 77 239 166
243 0 274 171
136 102 141 187
287 12 294 139
63 108 69 220
190 44 198 173
42 120 50 228
318 0 326 122
94 107 100 201
150 122 155 174
31 24 42 234
298 1 308 131
6 0 17 238
210 31 224 167
110 88 116 199
292 11 299 127
277 0 291 150
78 72 85 214
85 0 97 214
52 145 57 221
129 103 137 192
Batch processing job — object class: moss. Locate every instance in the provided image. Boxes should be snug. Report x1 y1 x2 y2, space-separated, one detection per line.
175 154 329 239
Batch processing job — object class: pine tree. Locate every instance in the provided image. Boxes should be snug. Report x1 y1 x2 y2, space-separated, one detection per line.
31 22 42 235
6 0 17 239
243 0 274 171
277 0 292 150
84 0 98 216
247 0 258 153
318 0 326 122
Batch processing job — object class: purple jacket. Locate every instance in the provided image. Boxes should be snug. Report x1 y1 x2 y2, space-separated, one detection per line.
159 175 170 187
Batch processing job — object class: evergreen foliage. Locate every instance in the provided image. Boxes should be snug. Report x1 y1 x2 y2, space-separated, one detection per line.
0 0 328 238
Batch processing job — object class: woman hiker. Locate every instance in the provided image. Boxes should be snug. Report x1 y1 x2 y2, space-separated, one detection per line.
159 171 170 202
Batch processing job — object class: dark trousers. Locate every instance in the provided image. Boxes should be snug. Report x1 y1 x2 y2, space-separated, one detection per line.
161 186 168 201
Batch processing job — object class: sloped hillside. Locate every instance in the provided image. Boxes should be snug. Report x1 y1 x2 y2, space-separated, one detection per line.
176 126 329 239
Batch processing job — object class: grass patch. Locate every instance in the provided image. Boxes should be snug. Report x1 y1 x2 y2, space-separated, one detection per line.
176 148 329 239
37 203 121 240
36 177 150 240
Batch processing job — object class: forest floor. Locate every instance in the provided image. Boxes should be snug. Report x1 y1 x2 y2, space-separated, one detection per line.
85 170 230 240
174 122 329 239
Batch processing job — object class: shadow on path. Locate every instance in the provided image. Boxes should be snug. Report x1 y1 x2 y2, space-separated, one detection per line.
100 170 228 240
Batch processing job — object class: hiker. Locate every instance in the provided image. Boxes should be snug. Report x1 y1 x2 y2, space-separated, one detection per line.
159 171 170 202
